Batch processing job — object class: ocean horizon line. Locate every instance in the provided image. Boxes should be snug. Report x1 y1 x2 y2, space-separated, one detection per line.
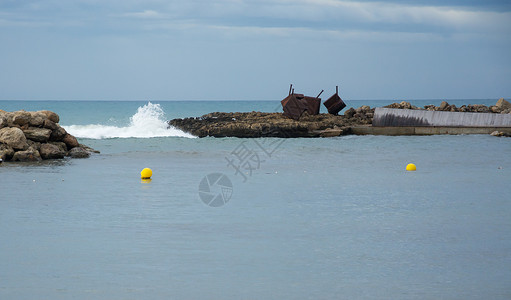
0 98 505 102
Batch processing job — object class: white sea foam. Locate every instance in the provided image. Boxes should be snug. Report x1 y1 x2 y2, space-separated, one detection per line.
63 102 195 139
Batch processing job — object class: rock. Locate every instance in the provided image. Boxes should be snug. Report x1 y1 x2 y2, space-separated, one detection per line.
62 133 79 149
0 144 15 161
354 112 367 119
11 111 32 127
40 143 66 159
49 124 67 141
384 103 400 109
12 148 42 162
384 102 416 110
68 147 91 158
320 128 345 137
400 101 412 109
496 98 511 110
468 104 490 113
40 110 60 123
28 111 47 127
360 105 371 112
0 112 8 129
0 127 29 150
438 101 449 111
43 119 58 130
23 127 52 142
49 142 68 153
344 107 356 118
490 106 502 113
79 144 100 154
27 140 41 151
490 131 510 137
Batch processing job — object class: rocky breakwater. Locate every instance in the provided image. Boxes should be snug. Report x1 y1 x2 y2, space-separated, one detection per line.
384 98 511 114
0 109 98 162
169 106 375 138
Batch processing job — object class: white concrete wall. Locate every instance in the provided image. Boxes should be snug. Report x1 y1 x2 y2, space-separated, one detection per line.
373 108 511 127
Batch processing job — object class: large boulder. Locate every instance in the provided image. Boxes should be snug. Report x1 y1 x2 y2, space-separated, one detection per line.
399 101 412 109
496 98 511 110
490 106 502 113
43 119 58 130
27 140 41 151
23 127 52 142
438 101 449 111
344 107 356 118
49 142 68 153
49 124 67 141
40 110 60 123
29 111 47 127
62 133 79 149
68 147 90 158
0 144 15 161
39 143 66 159
0 111 8 129
12 148 41 162
0 127 29 150
79 144 100 154
468 104 490 113
11 111 32 127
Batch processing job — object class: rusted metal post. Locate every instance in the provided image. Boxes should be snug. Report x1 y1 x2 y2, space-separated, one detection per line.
316 90 324 98
323 85 346 115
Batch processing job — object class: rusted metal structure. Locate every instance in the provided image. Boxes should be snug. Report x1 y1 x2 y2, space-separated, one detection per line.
281 93 308 120
281 85 323 120
323 86 346 115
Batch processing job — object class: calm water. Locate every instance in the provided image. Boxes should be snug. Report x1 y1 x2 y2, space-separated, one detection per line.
1 100 510 299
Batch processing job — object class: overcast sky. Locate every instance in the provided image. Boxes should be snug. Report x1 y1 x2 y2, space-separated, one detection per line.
1 0 510 100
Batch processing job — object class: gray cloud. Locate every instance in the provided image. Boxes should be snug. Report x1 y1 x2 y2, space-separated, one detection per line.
2 0 510 40
1 0 510 100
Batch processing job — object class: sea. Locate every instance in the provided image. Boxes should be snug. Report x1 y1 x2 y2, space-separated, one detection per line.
1 99 510 300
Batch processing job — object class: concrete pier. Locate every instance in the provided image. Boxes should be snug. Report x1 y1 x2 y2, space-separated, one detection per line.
373 108 511 127
351 125 511 136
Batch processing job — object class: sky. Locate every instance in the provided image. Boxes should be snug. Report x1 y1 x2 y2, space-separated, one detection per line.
0 0 510 100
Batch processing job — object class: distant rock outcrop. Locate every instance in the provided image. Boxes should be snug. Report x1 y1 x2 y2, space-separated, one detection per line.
0 109 99 162
169 107 375 138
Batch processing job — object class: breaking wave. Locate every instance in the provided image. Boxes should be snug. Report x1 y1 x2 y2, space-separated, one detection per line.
63 102 195 139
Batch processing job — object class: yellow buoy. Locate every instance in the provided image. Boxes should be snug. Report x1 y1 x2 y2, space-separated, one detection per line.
406 163 417 171
141 168 153 179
